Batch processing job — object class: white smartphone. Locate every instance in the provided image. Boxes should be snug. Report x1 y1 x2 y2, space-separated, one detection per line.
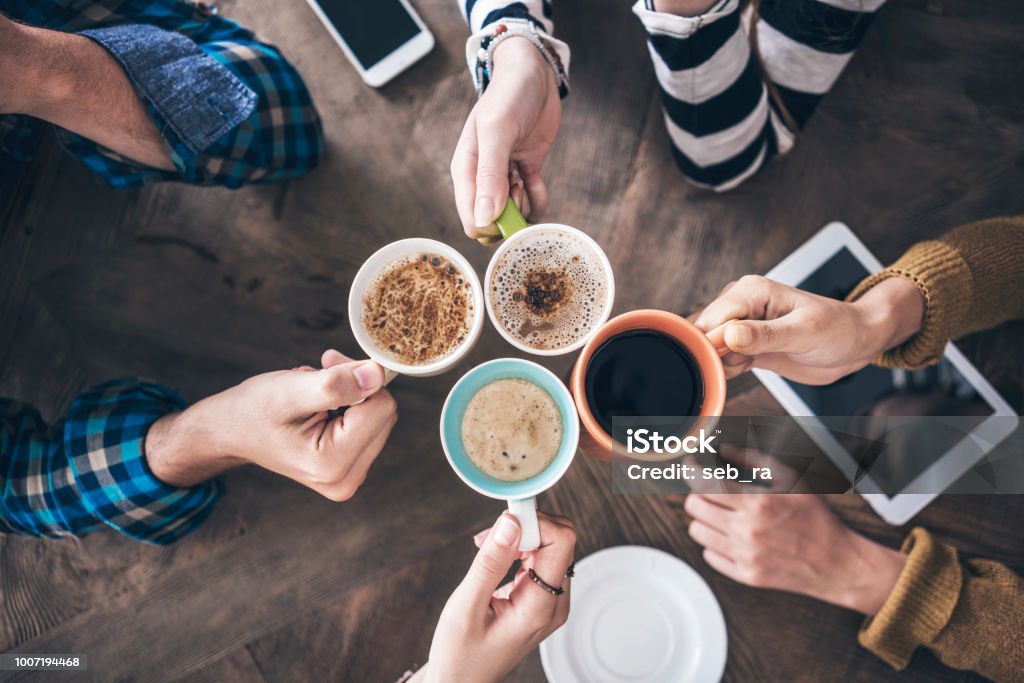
303 0 435 87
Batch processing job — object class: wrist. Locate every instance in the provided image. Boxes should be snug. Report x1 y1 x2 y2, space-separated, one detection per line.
491 36 557 91
831 532 907 615
850 277 925 362
145 398 242 487
653 0 722 16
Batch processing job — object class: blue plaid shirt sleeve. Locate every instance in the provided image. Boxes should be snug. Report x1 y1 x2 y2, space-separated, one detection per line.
0 380 222 545
0 0 323 189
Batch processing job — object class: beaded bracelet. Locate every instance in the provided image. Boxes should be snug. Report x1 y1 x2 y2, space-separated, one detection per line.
474 19 570 99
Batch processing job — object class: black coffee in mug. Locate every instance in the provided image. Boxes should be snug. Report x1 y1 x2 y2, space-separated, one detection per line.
583 330 705 441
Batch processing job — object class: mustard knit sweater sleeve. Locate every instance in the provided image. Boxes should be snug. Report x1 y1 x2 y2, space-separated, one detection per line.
847 215 1024 369
858 529 1024 682
847 215 1024 679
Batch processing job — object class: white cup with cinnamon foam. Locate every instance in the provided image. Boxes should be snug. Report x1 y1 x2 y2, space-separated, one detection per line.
348 239 485 382
484 200 615 356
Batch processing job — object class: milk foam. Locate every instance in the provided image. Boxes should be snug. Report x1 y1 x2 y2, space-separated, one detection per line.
461 378 562 482
490 230 608 350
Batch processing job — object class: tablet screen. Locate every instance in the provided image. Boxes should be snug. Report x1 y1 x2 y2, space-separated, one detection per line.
784 247 994 497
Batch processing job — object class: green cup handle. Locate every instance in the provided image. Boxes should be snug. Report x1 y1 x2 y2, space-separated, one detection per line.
495 197 529 240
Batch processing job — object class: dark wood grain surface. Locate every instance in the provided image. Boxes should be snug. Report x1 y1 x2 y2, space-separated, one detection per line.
2 0 1023 681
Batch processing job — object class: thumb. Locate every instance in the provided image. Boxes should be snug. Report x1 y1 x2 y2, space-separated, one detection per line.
473 125 515 228
289 361 385 413
455 513 522 610
320 348 353 369
724 319 799 356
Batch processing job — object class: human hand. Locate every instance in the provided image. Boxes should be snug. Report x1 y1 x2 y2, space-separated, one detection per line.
684 493 905 614
414 511 576 683
451 36 561 241
146 349 397 501
690 275 924 384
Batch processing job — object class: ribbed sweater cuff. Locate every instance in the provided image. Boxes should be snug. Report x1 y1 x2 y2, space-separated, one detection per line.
858 528 962 670
847 240 972 370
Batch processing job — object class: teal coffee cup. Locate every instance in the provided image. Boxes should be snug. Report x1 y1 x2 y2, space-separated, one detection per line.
441 358 580 551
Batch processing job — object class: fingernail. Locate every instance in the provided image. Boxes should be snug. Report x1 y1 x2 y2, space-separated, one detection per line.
354 363 381 391
474 197 494 227
727 324 753 350
492 515 519 547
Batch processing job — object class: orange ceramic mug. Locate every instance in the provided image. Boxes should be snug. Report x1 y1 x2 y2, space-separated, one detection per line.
569 309 729 461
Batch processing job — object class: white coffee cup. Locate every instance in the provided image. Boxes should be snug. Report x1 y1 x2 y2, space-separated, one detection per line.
485 201 616 356
348 238 485 379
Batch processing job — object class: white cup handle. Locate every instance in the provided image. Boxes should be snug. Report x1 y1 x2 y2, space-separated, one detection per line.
507 497 540 551
350 367 399 407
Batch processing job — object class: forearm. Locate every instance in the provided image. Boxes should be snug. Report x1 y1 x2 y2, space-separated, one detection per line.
463 0 555 33
754 0 888 130
3 9 321 189
929 556 1024 682
848 276 926 362
0 382 221 544
829 532 907 616
462 1 570 100
848 215 1024 369
147 396 244 488
931 216 1024 334
859 528 1024 681
654 0 720 15
9 21 173 170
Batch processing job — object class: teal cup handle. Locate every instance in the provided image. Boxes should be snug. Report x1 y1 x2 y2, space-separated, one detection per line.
440 358 580 551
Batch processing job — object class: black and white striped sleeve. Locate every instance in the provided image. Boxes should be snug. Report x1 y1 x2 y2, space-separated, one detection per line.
756 0 887 127
633 0 886 191
460 1 571 96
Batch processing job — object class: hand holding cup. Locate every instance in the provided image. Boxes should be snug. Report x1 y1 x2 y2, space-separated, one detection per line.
413 511 577 683
450 36 561 241
148 349 397 502
690 274 924 384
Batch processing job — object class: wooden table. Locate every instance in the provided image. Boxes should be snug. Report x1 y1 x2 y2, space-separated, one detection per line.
2 0 1022 681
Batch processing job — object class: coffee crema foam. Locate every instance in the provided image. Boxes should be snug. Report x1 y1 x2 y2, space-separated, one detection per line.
461 378 563 482
362 253 474 366
490 230 608 350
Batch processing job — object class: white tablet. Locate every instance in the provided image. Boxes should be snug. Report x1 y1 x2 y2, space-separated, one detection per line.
753 222 1019 524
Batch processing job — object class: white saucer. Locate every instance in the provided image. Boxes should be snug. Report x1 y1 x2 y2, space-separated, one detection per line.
539 546 727 683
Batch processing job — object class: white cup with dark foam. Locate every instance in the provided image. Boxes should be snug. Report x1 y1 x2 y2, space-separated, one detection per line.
348 238 485 380
484 200 616 356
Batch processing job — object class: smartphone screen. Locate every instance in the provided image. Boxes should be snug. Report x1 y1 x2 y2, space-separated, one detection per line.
312 0 422 69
